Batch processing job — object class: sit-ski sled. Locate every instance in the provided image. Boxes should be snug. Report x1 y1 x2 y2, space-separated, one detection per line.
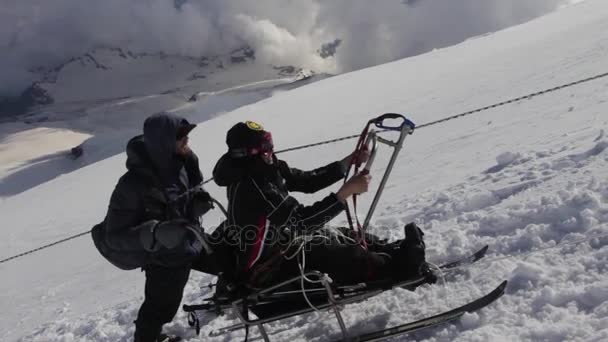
184 245 504 341
184 114 508 341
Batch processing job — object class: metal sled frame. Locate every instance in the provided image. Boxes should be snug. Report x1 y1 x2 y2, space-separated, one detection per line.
185 271 430 341
184 114 421 340
360 114 415 234
184 246 495 341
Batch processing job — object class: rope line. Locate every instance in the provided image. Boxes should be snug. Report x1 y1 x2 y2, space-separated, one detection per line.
2 71 607 265
417 71 608 129
0 231 90 264
276 70 608 152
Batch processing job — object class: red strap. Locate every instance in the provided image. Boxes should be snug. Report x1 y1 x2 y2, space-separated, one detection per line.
352 195 368 250
246 215 267 270
343 122 372 251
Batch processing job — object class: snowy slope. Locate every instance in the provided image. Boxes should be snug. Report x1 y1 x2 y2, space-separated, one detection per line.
1 0 608 341
24 46 312 104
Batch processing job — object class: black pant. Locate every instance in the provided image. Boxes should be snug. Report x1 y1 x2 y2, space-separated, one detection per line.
134 264 190 342
248 228 396 288
134 255 219 342
298 228 394 284
302 241 391 284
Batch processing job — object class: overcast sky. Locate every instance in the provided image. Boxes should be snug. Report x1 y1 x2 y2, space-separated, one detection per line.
1 0 572 96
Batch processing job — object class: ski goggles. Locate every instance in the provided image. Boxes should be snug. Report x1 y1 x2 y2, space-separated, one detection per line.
230 131 274 158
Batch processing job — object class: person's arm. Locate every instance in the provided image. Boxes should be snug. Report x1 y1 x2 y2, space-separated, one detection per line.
184 150 203 186
280 146 370 194
105 176 196 252
185 152 213 219
249 177 345 232
279 160 345 194
104 177 148 251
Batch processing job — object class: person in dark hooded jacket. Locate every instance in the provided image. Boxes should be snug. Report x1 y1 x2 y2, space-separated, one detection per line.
92 112 215 342
212 121 435 290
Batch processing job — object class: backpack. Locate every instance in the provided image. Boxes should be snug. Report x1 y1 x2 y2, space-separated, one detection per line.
91 220 149 270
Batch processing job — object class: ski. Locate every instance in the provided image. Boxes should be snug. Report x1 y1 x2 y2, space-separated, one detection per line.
440 245 489 270
397 245 490 291
335 280 508 342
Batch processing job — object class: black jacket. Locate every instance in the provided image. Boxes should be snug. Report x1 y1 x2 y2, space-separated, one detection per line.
212 154 346 273
92 114 206 270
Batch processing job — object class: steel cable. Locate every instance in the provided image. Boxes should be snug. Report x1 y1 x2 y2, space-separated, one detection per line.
2 70 607 265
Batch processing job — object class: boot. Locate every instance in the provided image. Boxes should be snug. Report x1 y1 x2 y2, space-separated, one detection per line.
418 262 438 284
133 321 161 342
134 319 182 342
390 223 436 282
213 272 241 302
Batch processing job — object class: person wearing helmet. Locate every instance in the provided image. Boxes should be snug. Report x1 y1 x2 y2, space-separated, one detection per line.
211 121 434 290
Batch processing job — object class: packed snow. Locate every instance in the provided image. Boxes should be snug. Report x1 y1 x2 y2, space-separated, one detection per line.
1 0 608 341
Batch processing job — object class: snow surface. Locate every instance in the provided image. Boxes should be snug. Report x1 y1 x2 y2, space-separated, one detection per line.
1 0 608 341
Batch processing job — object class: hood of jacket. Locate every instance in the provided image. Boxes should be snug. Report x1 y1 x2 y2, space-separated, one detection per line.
143 112 188 173
125 135 157 180
212 153 248 187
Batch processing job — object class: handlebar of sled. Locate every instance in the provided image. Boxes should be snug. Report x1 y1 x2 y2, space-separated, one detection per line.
361 113 415 234
371 113 416 133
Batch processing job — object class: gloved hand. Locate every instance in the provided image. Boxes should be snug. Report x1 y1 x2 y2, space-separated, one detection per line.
341 145 370 171
156 219 193 249
138 220 161 252
139 219 193 251
190 189 214 218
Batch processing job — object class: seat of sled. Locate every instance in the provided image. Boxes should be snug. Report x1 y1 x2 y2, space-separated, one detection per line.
182 270 434 341
193 270 430 320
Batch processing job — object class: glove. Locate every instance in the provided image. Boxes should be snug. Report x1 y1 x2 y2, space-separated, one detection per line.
139 219 192 251
156 219 193 249
138 220 161 252
190 189 214 218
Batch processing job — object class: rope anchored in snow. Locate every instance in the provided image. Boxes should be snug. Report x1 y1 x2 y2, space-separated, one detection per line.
2 71 608 265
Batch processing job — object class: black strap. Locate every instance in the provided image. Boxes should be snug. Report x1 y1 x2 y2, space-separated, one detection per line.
242 297 250 342
187 311 201 335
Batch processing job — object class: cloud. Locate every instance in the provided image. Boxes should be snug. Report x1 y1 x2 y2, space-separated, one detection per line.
1 0 572 96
